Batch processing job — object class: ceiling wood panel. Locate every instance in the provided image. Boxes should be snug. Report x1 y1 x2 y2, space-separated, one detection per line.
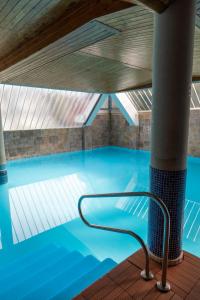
2 52 151 93
81 6 153 70
0 2 199 93
0 0 75 59
0 0 133 72
0 20 119 82
123 0 172 13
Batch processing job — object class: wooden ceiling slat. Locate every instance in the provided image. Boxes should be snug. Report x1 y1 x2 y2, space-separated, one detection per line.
0 0 20 23
0 0 134 72
10 0 61 31
0 2 199 92
0 20 119 82
81 7 153 71
122 0 172 13
1 0 42 28
2 52 151 93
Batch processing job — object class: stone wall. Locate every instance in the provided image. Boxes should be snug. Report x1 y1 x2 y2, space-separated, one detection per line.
84 113 110 150
111 110 200 157
3 108 200 160
110 112 139 148
4 113 110 160
188 110 200 156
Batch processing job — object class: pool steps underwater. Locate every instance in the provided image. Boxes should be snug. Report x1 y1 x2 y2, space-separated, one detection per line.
0 245 116 300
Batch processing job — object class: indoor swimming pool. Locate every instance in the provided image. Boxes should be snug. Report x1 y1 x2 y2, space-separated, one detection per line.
0 146 199 299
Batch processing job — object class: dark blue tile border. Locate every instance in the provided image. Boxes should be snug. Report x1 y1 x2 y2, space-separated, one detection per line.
0 164 8 185
148 167 186 260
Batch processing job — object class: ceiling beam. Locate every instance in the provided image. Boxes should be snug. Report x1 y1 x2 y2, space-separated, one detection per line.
118 81 152 92
0 0 134 73
118 76 200 92
123 0 173 13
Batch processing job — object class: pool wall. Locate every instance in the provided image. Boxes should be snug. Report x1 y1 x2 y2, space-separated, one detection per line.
4 113 110 160
111 109 200 157
3 109 200 160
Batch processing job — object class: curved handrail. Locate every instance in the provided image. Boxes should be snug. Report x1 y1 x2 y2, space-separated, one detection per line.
78 191 171 292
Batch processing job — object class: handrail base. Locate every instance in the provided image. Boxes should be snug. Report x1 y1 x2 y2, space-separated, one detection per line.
141 270 154 281
156 281 171 292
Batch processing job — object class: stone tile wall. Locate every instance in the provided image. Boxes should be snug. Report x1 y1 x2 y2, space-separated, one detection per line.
188 110 200 156
84 113 110 149
110 112 139 148
111 110 200 157
3 109 200 160
138 111 151 150
4 114 110 160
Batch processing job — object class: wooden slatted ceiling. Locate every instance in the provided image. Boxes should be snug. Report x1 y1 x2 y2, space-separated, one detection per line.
123 0 172 13
2 52 151 93
0 0 133 72
82 6 153 71
0 5 152 92
0 0 77 59
0 2 199 93
0 21 120 82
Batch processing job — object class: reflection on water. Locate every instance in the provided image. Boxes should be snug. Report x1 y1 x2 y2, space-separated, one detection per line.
0 173 95 249
0 147 199 261
116 193 200 244
8 174 93 245
0 175 199 257
116 195 148 220
0 173 199 253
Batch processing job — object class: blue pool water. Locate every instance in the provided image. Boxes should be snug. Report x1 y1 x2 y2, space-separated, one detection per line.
0 146 199 298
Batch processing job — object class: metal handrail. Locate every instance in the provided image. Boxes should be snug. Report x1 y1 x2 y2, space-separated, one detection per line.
78 191 171 292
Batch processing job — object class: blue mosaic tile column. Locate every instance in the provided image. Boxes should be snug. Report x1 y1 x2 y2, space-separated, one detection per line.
148 167 186 261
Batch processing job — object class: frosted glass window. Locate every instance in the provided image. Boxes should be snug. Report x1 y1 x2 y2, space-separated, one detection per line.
0 84 99 130
121 83 200 112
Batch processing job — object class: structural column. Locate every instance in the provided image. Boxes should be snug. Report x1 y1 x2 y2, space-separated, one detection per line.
148 0 196 264
0 108 7 184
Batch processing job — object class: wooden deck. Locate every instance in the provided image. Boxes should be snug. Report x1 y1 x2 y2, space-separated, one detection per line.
75 250 200 299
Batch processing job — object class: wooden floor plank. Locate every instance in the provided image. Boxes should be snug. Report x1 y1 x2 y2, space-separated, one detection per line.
126 277 157 298
82 276 115 299
114 290 133 299
159 273 196 293
107 260 132 281
171 295 183 300
157 291 175 300
89 277 117 300
186 279 200 300
128 250 161 274
184 252 200 268
103 286 126 299
109 264 141 290
170 282 187 299
77 250 200 300
143 286 161 300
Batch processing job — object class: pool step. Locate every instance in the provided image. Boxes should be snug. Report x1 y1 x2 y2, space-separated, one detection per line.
0 245 62 285
0 245 116 300
51 258 117 300
0 244 59 276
